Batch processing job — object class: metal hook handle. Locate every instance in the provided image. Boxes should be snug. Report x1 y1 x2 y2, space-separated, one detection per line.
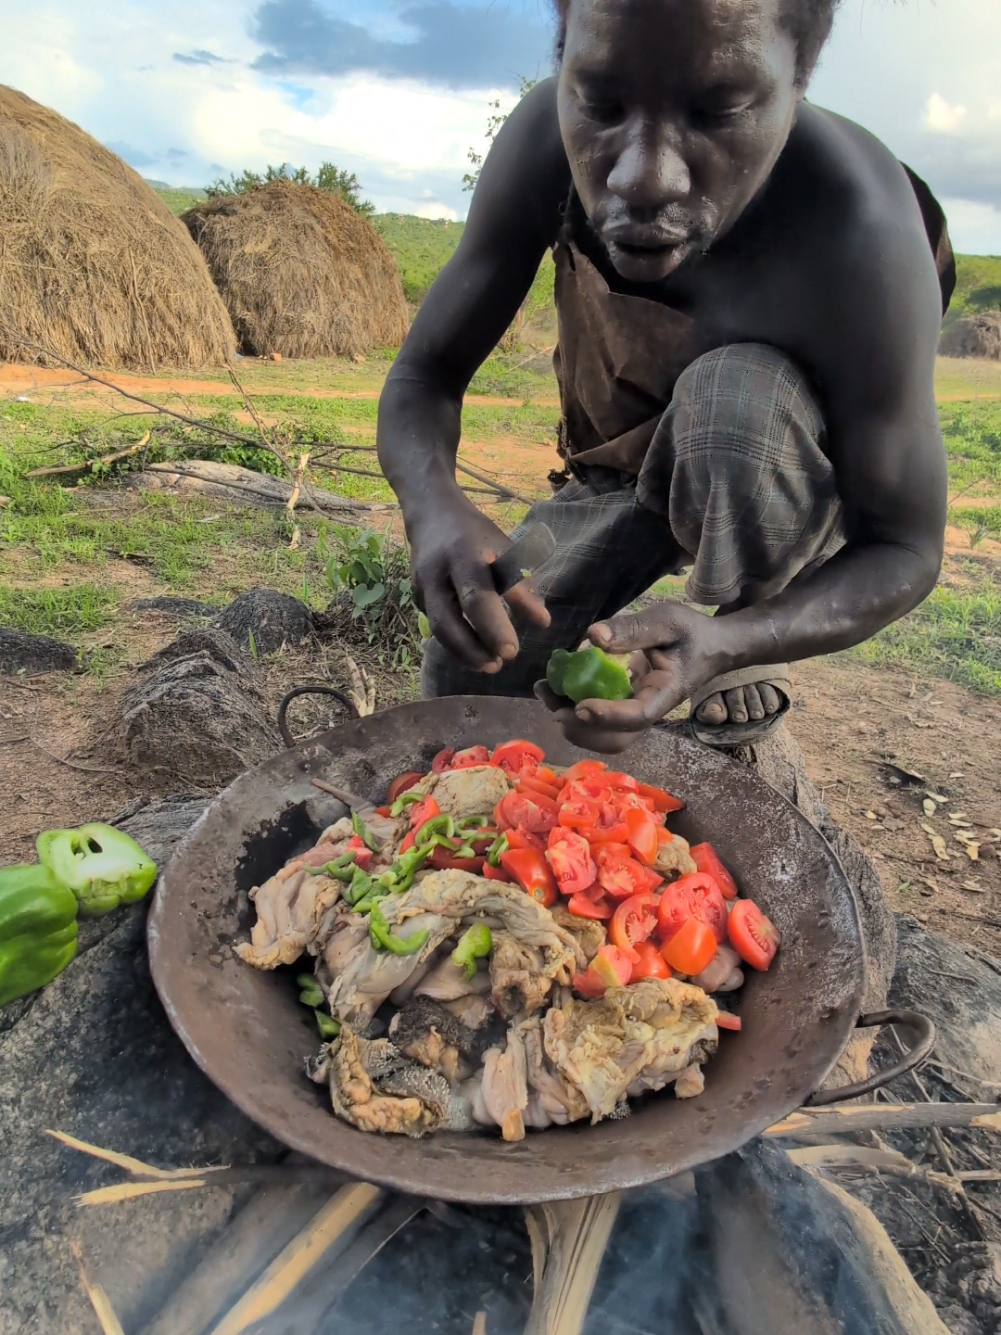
804 1009 936 1107
276 684 359 749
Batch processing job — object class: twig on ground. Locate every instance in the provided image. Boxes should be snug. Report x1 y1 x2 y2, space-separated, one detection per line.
26 431 151 479
29 739 121 775
70 1240 126 1335
765 1102 1001 1138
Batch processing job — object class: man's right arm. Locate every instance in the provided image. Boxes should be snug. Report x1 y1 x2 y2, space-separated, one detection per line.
377 79 569 672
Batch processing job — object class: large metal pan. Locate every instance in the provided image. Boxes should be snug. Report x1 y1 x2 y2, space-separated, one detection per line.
149 697 930 1205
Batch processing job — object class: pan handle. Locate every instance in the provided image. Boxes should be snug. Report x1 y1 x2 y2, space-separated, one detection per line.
804 1009 936 1107
277 685 359 748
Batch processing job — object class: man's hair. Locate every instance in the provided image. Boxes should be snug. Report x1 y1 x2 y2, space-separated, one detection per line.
552 0 842 82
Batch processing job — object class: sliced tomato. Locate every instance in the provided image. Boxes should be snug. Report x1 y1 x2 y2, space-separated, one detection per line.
518 774 563 802
558 797 602 829
387 770 425 803
657 826 675 848
716 1012 743 1032
610 893 660 951
429 847 485 873
496 789 559 834
595 848 664 900
580 822 631 845
482 861 513 883
728 899 781 971
624 806 660 866
572 943 635 997
690 842 739 901
603 771 640 792
431 748 455 773
345 835 374 871
636 782 685 815
399 829 416 854
491 739 546 776
630 940 672 980
375 805 392 818
506 826 547 854
661 917 718 976
568 891 614 920
450 745 492 770
562 759 608 782
536 766 565 789
500 848 557 906
408 795 441 831
657 872 729 944
546 827 597 896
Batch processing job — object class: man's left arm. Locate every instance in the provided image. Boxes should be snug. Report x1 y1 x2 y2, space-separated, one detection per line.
558 210 947 744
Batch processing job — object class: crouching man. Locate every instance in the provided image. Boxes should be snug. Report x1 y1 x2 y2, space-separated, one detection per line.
377 0 953 752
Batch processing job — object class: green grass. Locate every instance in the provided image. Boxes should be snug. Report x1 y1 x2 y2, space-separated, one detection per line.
949 253 1001 323
371 214 465 303
150 184 207 217
0 584 118 637
854 583 1001 693
942 400 1001 495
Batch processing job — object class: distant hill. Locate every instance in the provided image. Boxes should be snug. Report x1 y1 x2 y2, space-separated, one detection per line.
949 254 1001 324
370 213 465 304
148 182 207 216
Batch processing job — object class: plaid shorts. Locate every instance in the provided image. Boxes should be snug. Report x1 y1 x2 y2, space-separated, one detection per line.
421 343 845 699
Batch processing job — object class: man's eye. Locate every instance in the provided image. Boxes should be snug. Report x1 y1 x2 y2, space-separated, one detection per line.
692 101 753 127
583 99 624 126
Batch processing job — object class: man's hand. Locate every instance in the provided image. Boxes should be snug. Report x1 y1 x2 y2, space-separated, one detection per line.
409 493 550 671
535 601 725 752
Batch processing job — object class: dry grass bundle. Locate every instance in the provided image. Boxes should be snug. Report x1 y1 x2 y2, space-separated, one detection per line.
182 180 410 359
0 85 235 370
940 313 1001 361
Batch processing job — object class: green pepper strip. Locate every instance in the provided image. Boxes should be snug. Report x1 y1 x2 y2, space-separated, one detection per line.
390 790 424 818
368 902 429 956
413 813 454 847
305 851 358 882
352 811 382 853
455 814 490 832
451 924 493 981
315 1011 340 1040
486 833 509 868
297 973 324 1008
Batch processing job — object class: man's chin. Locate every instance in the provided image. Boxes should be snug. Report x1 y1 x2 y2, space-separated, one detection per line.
606 239 695 283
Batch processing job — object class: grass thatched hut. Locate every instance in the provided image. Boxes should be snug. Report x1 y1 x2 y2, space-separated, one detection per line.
182 181 410 359
0 86 235 371
940 312 1001 361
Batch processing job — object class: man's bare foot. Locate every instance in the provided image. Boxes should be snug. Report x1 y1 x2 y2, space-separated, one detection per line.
694 681 785 726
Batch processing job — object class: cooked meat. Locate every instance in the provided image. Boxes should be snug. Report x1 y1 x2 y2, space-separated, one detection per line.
325 912 456 1026
382 870 586 974
674 1063 706 1099
692 945 743 994
443 993 495 1030
490 931 555 1020
321 918 370 979
415 953 492 1001
413 766 512 819
550 904 606 963
311 1024 471 1136
519 1016 589 1126
653 830 697 879
235 866 342 970
480 1026 529 1142
388 996 485 1084
543 978 718 1122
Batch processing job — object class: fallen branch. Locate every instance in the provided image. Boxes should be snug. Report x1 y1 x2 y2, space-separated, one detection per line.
765 1101 1001 1139
26 430 150 479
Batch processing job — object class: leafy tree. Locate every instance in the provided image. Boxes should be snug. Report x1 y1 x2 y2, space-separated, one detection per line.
463 79 538 193
205 162 374 215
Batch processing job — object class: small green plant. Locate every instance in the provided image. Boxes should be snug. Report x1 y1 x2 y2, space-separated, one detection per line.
205 162 374 215
318 524 420 666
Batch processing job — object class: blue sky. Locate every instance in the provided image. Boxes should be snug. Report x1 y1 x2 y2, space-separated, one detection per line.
1 0 999 250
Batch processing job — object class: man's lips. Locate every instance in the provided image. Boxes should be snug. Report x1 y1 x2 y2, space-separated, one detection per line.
604 228 690 254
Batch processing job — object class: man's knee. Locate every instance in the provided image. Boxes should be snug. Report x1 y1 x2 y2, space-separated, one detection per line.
670 342 825 466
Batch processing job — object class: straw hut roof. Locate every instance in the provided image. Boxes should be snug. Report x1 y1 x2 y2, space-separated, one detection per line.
939 312 1001 361
182 180 409 359
0 85 235 370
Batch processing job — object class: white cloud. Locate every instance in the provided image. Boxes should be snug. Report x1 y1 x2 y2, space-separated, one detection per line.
923 93 967 135
939 200 1001 259
415 202 459 221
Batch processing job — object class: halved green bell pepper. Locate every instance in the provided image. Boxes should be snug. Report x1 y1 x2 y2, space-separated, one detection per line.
36 823 157 916
546 644 633 704
0 863 79 1007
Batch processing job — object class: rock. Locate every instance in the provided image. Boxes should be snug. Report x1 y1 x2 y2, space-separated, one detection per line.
214 587 315 657
0 625 77 675
0 799 285 1335
130 596 216 621
116 628 280 785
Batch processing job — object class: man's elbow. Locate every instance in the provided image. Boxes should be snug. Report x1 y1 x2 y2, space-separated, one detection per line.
908 536 943 606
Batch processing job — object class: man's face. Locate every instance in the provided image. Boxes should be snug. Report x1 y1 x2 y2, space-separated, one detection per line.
557 0 802 282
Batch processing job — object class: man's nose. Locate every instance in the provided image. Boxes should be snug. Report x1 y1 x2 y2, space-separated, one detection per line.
606 125 691 211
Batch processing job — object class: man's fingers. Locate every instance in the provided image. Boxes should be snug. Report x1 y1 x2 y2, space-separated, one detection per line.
588 608 683 655
424 582 503 672
504 580 551 629
574 668 683 732
453 558 521 662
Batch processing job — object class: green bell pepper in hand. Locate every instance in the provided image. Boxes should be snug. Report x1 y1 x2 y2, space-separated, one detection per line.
36 823 157 916
546 645 633 705
0 863 79 1007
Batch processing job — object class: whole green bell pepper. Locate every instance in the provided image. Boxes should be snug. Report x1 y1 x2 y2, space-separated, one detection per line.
0 863 79 1007
36 823 157 916
546 644 633 704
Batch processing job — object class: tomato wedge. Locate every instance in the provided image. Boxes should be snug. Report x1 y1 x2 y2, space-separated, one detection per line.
728 899 781 971
595 848 664 900
546 828 597 896
624 806 660 865
610 893 660 951
429 847 485 873
657 872 729 944
519 774 562 802
450 745 492 770
580 822 631 845
690 842 739 901
482 861 513 883
491 739 546 776
500 848 557 906
636 782 685 814
716 1012 743 1032
630 940 671 980
496 790 559 834
568 892 613 919
387 770 425 803
409 795 441 830
431 748 455 773
505 826 547 853
572 943 635 998
603 771 640 792
562 759 608 782
661 917 718 975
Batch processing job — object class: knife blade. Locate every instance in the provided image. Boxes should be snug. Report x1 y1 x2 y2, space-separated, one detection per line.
490 522 556 596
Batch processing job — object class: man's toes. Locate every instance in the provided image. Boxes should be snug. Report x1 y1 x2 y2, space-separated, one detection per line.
695 693 728 724
757 683 783 715
743 684 765 720
724 687 748 724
